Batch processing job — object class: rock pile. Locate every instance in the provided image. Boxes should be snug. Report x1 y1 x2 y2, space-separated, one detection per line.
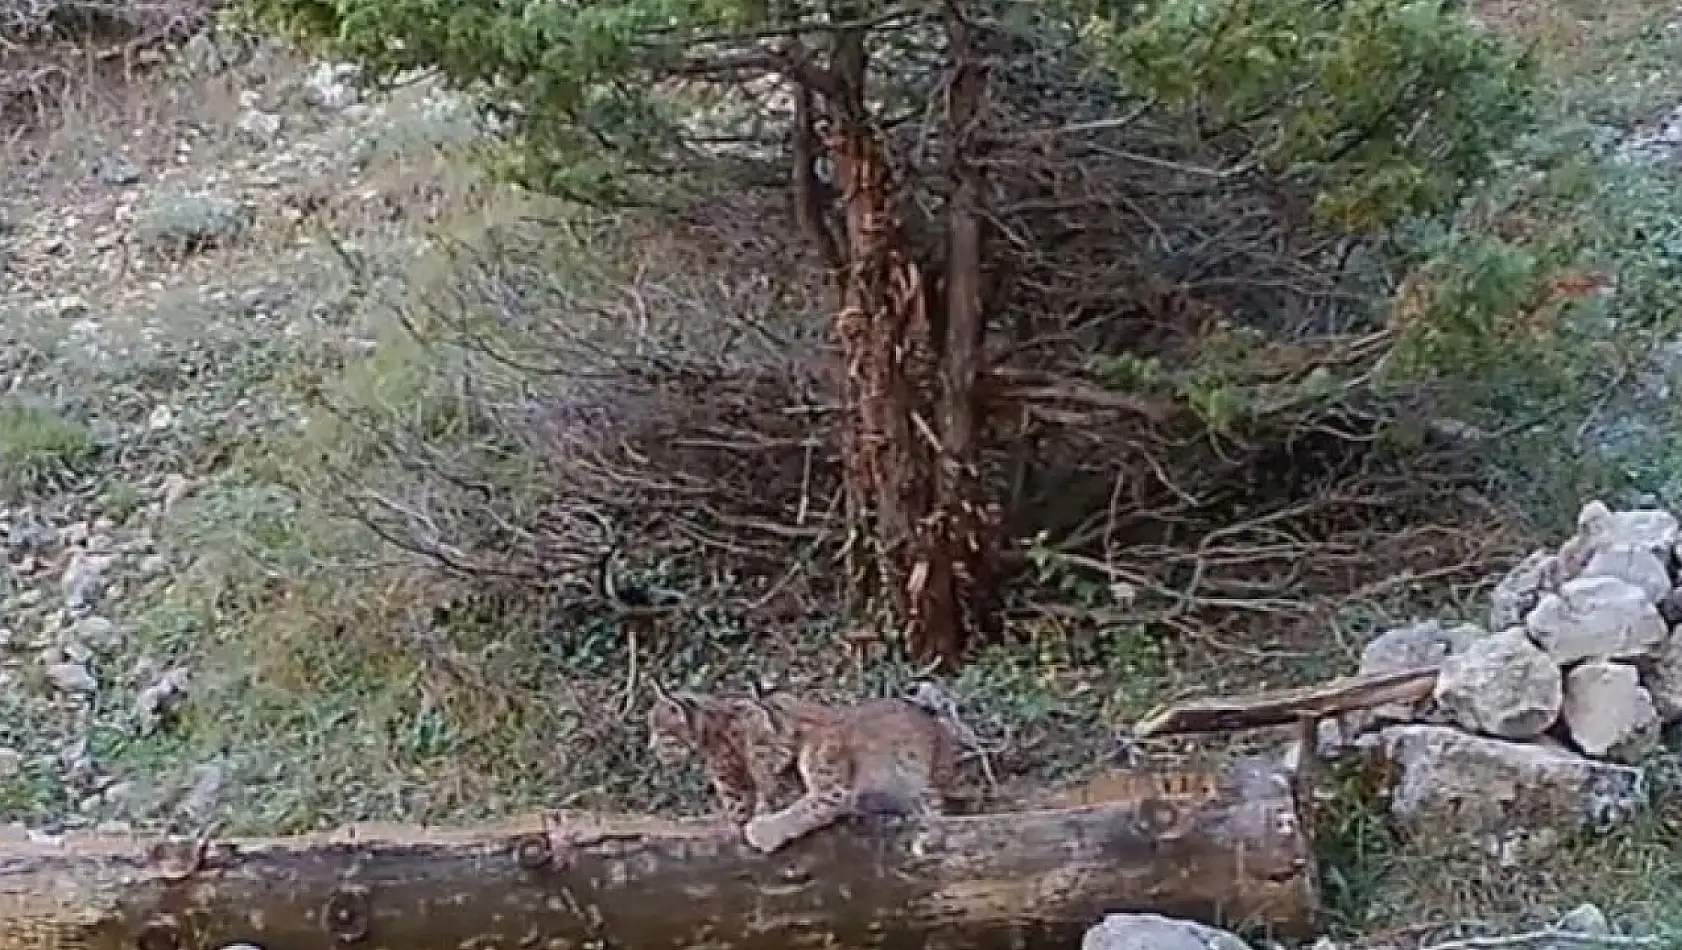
1322 499 1682 858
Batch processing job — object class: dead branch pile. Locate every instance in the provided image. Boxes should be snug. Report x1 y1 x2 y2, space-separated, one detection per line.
317 7 1537 654
0 0 212 121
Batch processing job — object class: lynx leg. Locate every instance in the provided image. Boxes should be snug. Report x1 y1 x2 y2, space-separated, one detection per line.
742 786 852 853
711 774 756 826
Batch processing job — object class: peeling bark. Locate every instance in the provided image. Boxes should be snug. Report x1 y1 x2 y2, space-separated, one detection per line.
825 114 943 659
0 763 1318 950
808 2 1005 668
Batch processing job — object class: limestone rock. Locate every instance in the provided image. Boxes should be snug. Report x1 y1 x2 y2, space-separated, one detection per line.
1574 499 1679 562
1579 543 1672 604
1332 620 1479 743
1554 903 1611 938
1360 620 1478 672
1434 628 1562 739
44 662 97 695
1525 576 1668 665
1561 662 1659 763
1490 548 1558 631
1375 724 1647 844
1082 913 1252 950
61 551 115 612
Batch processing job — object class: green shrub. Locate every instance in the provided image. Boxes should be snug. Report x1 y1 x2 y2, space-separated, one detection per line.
0 400 96 497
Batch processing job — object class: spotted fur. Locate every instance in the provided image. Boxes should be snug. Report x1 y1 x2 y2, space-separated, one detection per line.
646 681 799 825
739 691 958 854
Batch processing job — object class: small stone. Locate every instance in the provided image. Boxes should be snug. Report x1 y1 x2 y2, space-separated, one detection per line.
1082 913 1252 950
61 551 115 611
1555 902 1611 936
1643 630 1682 723
47 294 90 317
135 667 190 736
60 522 89 547
236 108 284 144
1331 620 1478 745
176 762 224 825
1576 499 1680 562
93 156 141 186
305 61 362 111
160 474 192 513
0 747 21 778
45 661 97 695
73 616 119 648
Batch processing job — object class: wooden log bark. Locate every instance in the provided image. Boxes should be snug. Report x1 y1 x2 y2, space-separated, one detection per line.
0 760 1317 950
1133 666 1441 738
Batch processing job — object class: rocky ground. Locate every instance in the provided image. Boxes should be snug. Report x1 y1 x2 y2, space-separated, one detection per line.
0 37 499 833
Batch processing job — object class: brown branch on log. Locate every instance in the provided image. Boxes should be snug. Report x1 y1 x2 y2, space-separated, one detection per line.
0 762 1318 949
1133 665 1442 738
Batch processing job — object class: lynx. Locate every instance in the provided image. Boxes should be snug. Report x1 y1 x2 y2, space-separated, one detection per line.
737 690 959 854
645 681 800 825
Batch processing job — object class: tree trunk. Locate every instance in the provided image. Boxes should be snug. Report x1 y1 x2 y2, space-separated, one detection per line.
826 116 949 665
823 93 1002 665
0 762 1318 950
924 1 1002 665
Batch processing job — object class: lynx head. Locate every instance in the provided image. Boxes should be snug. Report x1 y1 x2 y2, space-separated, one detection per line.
647 680 704 766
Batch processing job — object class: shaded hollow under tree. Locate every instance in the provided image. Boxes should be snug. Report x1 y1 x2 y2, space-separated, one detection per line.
277 0 1541 667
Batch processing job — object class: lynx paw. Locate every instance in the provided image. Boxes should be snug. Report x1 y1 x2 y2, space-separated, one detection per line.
743 816 783 853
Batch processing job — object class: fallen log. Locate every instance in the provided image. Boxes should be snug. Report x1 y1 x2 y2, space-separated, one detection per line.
1133 665 1441 738
0 758 1317 950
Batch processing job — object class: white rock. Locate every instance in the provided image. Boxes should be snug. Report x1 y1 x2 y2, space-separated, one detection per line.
1083 913 1252 950
1330 621 1479 746
305 61 362 111
1525 575 1668 665
73 615 119 648
1490 549 1557 630
1361 620 1478 672
1377 724 1647 842
1579 543 1672 604
1561 662 1659 763
160 473 192 513
61 551 116 611
1576 499 1679 557
0 747 21 778
45 661 97 695
1555 902 1611 936
1434 628 1562 739
236 108 284 144
134 667 190 735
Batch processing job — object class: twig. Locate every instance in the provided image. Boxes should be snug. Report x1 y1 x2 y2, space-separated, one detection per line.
1419 930 1663 950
